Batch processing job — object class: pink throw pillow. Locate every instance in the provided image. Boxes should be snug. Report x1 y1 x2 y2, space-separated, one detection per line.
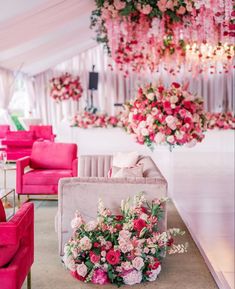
112 164 143 178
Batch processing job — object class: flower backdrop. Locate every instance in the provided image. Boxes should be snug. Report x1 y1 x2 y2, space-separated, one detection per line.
123 82 207 148
49 73 83 102
91 0 235 76
63 194 187 286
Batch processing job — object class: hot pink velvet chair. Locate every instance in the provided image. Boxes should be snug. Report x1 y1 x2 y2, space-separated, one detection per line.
29 125 56 142
16 142 78 201
0 125 10 139
0 200 34 289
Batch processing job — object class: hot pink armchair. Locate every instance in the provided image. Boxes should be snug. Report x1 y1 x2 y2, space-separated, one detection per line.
29 125 56 142
16 142 78 201
0 125 10 140
0 200 34 289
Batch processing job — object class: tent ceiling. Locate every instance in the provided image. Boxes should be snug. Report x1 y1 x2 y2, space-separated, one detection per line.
0 0 97 76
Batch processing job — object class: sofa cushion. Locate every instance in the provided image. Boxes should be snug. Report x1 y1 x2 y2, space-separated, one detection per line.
112 151 139 168
30 142 77 170
0 199 6 222
112 164 143 178
23 169 73 185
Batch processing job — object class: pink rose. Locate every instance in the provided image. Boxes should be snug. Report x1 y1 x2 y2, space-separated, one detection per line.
91 268 109 285
106 249 121 265
154 132 165 144
157 0 167 12
141 4 152 15
79 236 92 250
177 6 186 15
133 218 146 232
132 257 144 271
89 251 101 264
76 263 88 277
113 0 126 10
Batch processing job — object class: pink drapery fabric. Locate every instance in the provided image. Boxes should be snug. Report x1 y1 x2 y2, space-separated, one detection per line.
32 45 234 128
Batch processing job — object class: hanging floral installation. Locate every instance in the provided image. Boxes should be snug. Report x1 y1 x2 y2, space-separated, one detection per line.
49 73 83 102
91 0 235 75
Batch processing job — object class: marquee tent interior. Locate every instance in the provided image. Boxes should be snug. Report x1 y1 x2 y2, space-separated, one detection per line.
0 1 234 289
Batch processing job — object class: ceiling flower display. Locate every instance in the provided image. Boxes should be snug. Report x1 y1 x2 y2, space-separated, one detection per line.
91 0 235 75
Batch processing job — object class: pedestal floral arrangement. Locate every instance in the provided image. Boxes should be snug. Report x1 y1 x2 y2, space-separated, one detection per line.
49 73 83 102
124 82 207 149
63 194 187 286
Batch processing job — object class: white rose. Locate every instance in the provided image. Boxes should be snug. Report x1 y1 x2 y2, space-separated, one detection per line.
154 132 165 144
84 220 98 232
63 255 76 272
71 212 84 229
79 236 92 250
141 128 149 136
170 95 178 104
167 135 175 144
175 130 184 140
151 107 158 115
146 115 154 125
147 92 155 101
138 121 146 128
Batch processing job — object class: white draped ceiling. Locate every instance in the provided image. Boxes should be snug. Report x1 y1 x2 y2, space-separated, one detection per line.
0 0 96 75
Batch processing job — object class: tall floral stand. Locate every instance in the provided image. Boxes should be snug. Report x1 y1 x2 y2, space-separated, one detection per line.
61 100 71 122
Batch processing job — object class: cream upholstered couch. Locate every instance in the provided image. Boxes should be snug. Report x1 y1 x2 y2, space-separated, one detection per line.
57 155 168 256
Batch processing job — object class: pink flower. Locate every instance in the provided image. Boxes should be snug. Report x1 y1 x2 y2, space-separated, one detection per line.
147 265 161 281
123 269 142 285
113 0 126 10
91 268 109 285
157 0 167 12
132 257 144 271
177 6 186 15
76 263 88 277
133 218 146 232
141 4 152 15
154 132 165 144
71 212 84 229
106 249 121 265
89 251 101 264
79 236 92 250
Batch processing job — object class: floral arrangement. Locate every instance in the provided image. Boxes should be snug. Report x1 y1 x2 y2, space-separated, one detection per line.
71 111 128 129
124 82 207 148
63 193 187 286
49 73 83 102
206 112 235 130
91 1 234 75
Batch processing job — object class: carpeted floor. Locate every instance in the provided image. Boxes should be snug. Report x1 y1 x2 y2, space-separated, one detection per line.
20 200 218 289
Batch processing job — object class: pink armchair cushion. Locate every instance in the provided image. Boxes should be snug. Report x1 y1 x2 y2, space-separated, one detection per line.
0 200 6 222
30 142 77 170
23 169 73 185
0 243 20 267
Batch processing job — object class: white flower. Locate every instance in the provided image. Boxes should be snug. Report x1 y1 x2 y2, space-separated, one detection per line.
84 220 98 232
166 135 175 144
186 138 197 148
123 269 142 285
71 211 84 229
77 263 88 277
175 130 184 140
63 255 76 272
141 128 149 136
147 92 155 101
140 213 148 221
79 236 92 250
154 132 165 144
138 121 146 129
132 257 144 271
165 115 177 130
146 115 154 125
170 95 178 104
151 107 158 115
148 265 161 282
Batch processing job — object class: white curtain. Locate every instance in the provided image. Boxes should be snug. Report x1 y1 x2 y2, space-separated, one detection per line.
0 67 14 109
32 45 234 128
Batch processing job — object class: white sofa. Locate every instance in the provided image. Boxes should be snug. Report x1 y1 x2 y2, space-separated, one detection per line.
57 155 168 256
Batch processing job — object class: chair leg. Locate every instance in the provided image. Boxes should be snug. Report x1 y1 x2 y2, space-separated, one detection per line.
27 270 31 289
17 195 21 208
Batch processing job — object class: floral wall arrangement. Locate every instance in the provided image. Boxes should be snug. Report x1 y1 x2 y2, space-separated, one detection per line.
124 82 207 149
63 193 187 286
91 0 235 76
49 73 83 102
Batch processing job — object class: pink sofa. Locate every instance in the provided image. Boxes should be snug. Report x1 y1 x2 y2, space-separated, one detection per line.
0 125 10 140
0 200 34 289
17 142 78 199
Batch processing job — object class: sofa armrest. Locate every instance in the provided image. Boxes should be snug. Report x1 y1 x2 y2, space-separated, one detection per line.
16 156 30 194
72 158 78 177
0 202 34 246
